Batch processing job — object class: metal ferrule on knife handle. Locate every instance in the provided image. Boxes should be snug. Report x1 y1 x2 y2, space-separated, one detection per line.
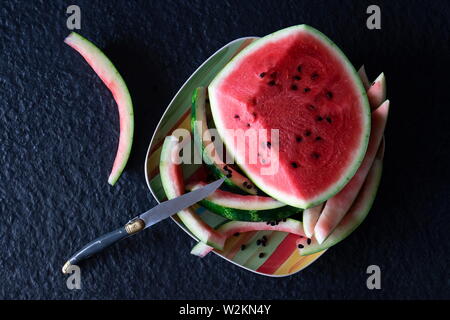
61 219 145 274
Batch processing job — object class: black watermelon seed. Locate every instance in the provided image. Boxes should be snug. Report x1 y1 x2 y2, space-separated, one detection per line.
296 136 303 142
282 218 287 222
305 130 311 137
297 65 302 72
266 141 271 148
291 84 298 91
307 238 312 245
256 240 262 245
262 242 266 247
262 236 267 241
268 80 276 86
241 244 246 250
326 91 333 99
298 244 304 249
315 136 322 141
311 72 319 80
291 162 298 168
259 253 265 258
293 75 301 80
316 116 323 121
234 114 240 119
234 232 240 237
326 117 332 123
270 221 276 226
259 72 266 78
243 181 248 186
246 184 252 189
247 123 251 127
307 104 316 111
312 152 320 159
304 87 311 93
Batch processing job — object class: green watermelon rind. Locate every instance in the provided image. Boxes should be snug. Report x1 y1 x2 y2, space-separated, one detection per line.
191 87 258 195
197 199 301 222
64 32 134 186
159 136 226 249
208 25 371 209
299 157 383 256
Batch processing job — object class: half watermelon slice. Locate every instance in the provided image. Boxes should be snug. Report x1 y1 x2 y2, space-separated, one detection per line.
208 25 371 209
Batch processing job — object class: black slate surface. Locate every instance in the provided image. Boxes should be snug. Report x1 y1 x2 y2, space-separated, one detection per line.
0 0 449 300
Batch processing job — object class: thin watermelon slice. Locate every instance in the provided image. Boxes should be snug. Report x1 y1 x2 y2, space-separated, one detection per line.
190 218 305 257
65 32 134 186
302 202 324 238
358 65 371 90
186 181 300 221
160 136 226 249
314 100 389 244
191 87 258 194
208 25 371 209
367 73 387 109
299 141 384 255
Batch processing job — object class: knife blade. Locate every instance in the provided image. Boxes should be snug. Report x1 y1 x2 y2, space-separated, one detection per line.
62 178 224 273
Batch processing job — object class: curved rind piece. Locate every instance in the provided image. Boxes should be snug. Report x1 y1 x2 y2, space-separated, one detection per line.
159 136 226 249
358 65 371 90
302 203 324 238
367 72 387 110
208 25 371 209
64 32 134 186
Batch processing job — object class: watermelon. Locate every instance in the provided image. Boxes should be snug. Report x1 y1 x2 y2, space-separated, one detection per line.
208 25 371 209
186 181 301 221
367 73 387 109
64 32 134 186
191 87 258 194
191 218 305 257
302 202 324 238
299 140 384 255
358 65 371 90
159 136 226 249
314 100 389 244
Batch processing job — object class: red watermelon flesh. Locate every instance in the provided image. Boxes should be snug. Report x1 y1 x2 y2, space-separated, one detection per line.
209 25 370 208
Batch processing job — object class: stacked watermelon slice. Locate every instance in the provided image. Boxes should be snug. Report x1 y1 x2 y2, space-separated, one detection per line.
159 25 389 258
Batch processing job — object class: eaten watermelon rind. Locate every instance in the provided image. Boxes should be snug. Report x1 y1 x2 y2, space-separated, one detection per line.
191 87 258 195
159 136 226 249
64 32 134 186
186 181 285 210
208 25 371 209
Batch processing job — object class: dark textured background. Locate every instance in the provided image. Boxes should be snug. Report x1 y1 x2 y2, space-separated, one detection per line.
0 0 449 300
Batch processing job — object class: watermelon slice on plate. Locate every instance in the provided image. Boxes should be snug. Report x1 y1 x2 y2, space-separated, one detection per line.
208 25 371 209
145 36 326 276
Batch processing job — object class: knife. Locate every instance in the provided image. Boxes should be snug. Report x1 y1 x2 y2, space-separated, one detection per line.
61 178 225 273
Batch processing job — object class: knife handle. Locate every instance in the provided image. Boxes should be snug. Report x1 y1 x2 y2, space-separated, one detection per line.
62 219 145 274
